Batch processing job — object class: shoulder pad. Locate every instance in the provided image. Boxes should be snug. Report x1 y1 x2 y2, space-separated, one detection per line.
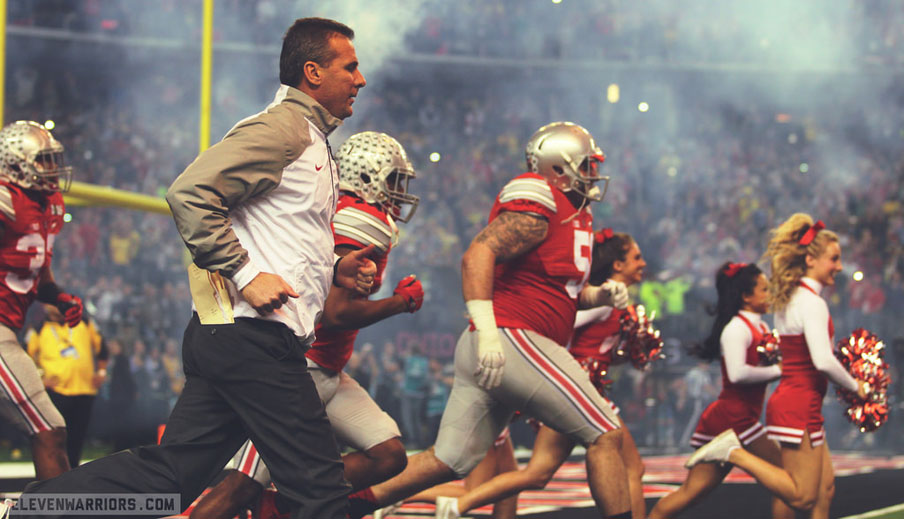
0 185 15 222
334 204 393 253
498 175 556 213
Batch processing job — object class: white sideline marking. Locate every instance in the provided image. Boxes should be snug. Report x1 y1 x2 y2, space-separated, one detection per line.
840 502 904 518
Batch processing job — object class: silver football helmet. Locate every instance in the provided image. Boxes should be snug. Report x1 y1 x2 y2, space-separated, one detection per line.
0 121 72 192
525 121 608 202
337 131 419 223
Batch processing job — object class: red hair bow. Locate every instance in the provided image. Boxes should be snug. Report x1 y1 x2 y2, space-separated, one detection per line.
594 228 614 244
724 263 746 277
799 220 825 246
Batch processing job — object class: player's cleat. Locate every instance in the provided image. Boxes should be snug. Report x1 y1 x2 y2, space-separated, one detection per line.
372 501 402 519
684 428 741 468
435 496 460 519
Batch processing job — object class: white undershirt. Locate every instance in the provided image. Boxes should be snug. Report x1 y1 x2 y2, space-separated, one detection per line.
774 277 859 392
720 311 782 385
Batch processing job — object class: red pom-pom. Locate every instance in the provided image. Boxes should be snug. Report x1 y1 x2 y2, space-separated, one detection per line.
833 328 891 433
615 305 665 371
577 357 612 396
756 329 782 366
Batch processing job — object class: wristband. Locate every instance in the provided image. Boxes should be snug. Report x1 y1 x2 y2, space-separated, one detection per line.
332 256 343 287
466 299 498 332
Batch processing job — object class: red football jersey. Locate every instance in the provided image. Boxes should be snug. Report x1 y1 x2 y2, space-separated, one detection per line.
569 306 626 370
0 181 65 329
305 194 393 372
491 173 594 346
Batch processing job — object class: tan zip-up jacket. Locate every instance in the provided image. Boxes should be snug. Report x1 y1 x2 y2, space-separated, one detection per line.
166 85 343 340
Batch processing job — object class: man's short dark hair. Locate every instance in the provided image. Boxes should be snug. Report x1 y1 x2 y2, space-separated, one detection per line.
280 17 355 88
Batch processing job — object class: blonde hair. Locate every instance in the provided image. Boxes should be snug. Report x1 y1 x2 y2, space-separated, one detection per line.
762 213 839 311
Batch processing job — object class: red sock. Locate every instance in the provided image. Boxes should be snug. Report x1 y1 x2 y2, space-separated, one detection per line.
348 488 378 519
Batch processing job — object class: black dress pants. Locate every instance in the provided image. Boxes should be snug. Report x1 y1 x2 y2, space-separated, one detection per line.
46 390 95 467
18 314 350 519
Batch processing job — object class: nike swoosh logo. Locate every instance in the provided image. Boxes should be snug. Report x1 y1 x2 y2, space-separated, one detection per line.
315 163 324 171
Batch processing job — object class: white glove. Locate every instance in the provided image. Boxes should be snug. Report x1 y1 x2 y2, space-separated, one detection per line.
602 280 629 309
475 330 505 390
578 280 629 309
466 299 505 390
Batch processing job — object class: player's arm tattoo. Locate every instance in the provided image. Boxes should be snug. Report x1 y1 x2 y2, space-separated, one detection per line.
474 211 548 263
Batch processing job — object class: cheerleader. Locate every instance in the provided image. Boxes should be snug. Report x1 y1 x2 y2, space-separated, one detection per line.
432 230 648 519
683 214 868 518
649 262 791 518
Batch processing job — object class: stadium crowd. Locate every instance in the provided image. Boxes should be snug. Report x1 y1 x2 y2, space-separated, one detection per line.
2 0 902 457
11 0 904 66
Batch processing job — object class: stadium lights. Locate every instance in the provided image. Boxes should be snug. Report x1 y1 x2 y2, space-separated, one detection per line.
44 120 55 130
638 102 649 113
63 213 73 223
552 0 563 4
853 271 864 282
429 152 441 163
799 163 809 173
607 84 620 104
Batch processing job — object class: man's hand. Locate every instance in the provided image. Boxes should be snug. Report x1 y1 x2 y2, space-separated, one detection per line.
56 293 83 327
394 275 424 313
475 330 505 389
601 280 629 309
43 374 60 389
240 272 299 315
92 369 107 389
336 244 377 295
466 299 505 389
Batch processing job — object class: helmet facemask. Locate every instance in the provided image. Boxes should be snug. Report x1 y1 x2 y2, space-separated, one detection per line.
28 147 72 192
382 167 419 223
557 150 609 203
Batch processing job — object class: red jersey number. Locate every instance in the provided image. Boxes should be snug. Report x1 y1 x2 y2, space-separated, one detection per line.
5 233 51 294
564 229 592 299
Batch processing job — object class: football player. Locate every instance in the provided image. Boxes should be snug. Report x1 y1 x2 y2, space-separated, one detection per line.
0 121 81 480
188 131 423 519
350 122 633 519
431 231 650 519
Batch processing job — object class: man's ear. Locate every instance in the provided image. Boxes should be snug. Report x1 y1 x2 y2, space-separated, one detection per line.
302 61 321 86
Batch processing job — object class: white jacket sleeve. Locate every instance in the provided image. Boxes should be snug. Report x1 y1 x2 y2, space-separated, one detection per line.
721 323 781 384
574 306 612 330
802 302 859 392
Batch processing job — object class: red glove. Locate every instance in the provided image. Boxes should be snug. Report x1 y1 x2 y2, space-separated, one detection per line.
394 275 424 313
56 293 83 327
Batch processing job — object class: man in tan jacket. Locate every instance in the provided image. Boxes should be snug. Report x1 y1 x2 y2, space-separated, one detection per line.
17 17 373 519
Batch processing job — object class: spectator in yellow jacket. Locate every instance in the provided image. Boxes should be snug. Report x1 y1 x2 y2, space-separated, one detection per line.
28 305 107 467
